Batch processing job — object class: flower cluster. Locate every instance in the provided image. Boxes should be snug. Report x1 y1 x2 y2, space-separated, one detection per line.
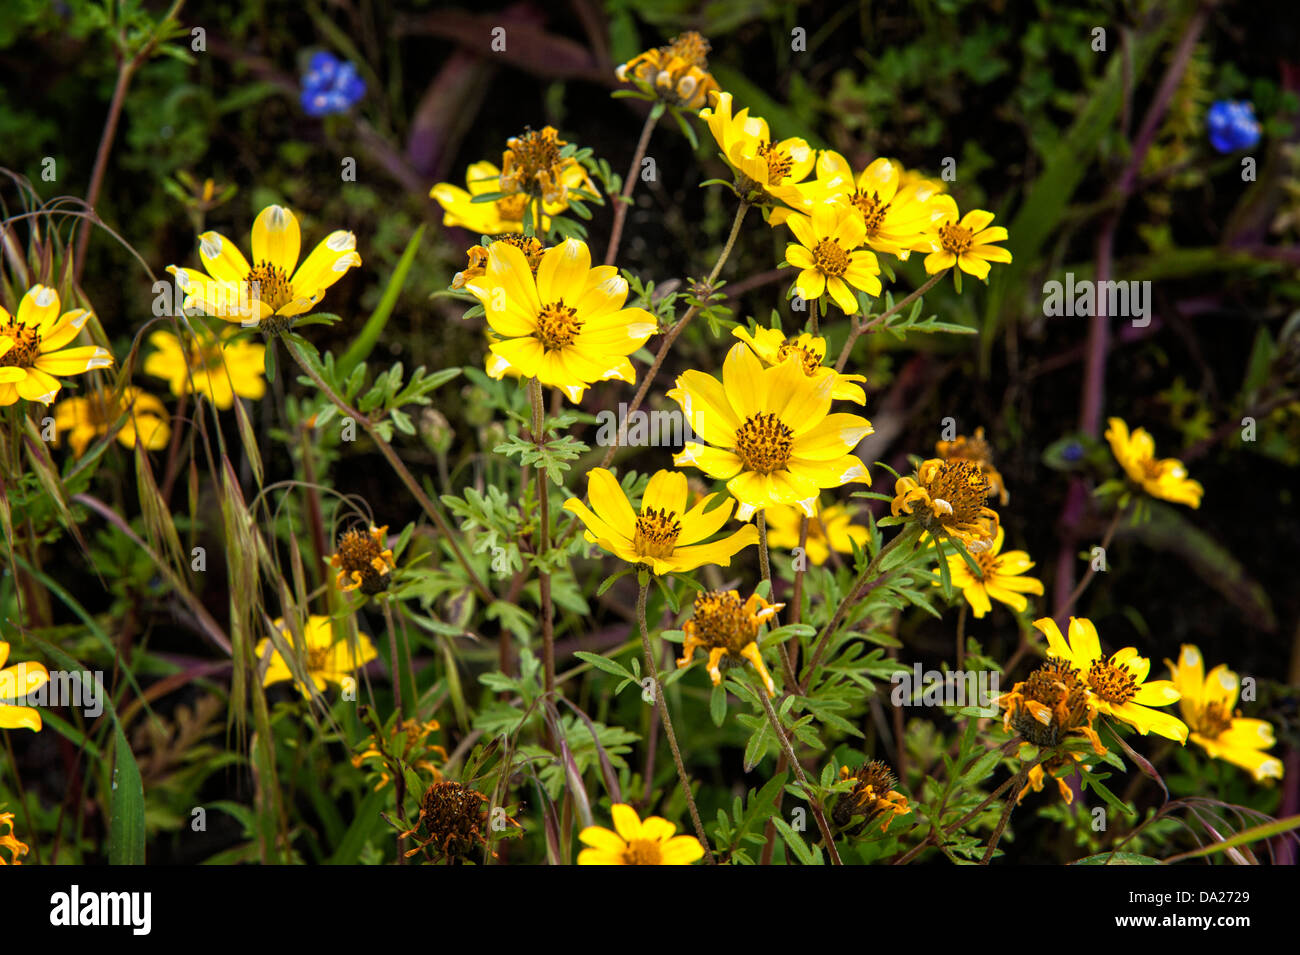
300 51 366 116
1207 99 1261 154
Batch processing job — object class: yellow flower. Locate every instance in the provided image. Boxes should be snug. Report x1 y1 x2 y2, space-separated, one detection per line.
763 502 868 566
331 524 396 595
0 641 49 732
616 31 719 111
922 196 1011 280
732 325 866 403
935 426 1008 505
945 526 1043 618
772 154 944 260
832 761 910 832
1105 417 1203 508
144 324 265 410
578 803 704 865
463 238 655 402
352 718 446 792
782 201 882 313
52 386 170 457
167 204 361 328
700 91 814 204
499 126 597 208
0 285 113 406
892 458 999 553
0 810 29 864
1166 645 1283 781
564 468 757 575
669 342 873 520
431 161 573 235
255 616 378 699
677 589 782 696
1035 616 1188 742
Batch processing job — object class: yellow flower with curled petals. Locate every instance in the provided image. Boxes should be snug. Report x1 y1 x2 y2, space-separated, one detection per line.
463 238 655 403
0 810 29 864
52 386 170 457
0 285 113 406
167 204 361 328
763 502 868 566
833 761 911 833
922 196 1011 280
255 616 378 699
944 526 1043 618
563 468 756 575
732 325 866 403
431 161 575 235
1105 417 1203 508
578 804 704 865
892 458 999 553
700 91 814 204
669 342 873 521
782 202 882 313
1035 616 1188 742
616 31 719 112
1166 645 1283 781
0 641 49 732
331 524 396 595
936 426 1008 505
677 589 782 696
499 126 598 209
144 325 265 410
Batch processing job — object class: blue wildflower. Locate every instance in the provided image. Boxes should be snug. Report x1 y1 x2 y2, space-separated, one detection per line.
1207 100 1261 154
300 51 366 117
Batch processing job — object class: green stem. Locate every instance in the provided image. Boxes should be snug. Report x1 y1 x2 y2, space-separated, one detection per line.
605 106 662 266
834 270 947 373
530 377 556 698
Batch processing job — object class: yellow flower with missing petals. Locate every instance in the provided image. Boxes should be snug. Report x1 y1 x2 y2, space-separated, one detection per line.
1035 616 1188 742
700 91 814 204
1105 417 1203 508
0 641 49 732
764 502 868 566
732 325 866 403
499 126 597 209
563 468 757 575
255 616 378 699
945 526 1043 618
782 202 882 313
167 204 361 328
1166 645 1283 781
677 589 782 696
331 524 396 595
0 285 113 406
832 761 911 833
922 196 1011 280
144 325 265 410
463 238 655 402
892 458 999 553
578 804 704 865
431 161 573 235
52 386 170 457
669 342 873 520
616 31 719 112
0 810 29 864
936 426 1008 505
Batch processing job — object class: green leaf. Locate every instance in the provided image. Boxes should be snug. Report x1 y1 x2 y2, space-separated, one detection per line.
710 683 727 727
109 724 146 865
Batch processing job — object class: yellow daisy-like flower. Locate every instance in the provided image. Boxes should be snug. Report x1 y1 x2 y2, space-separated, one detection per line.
944 526 1043 618
432 161 576 235
0 285 113 406
52 386 170 457
772 154 944 260
616 31 719 112
922 196 1011 280
331 524 397 595
1035 616 1188 742
669 342 873 520
0 641 49 732
1105 417 1203 509
1166 645 1283 781
892 458 999 553
499 126 597 209
763 502 868 566
144 325 266 410
577 803 705 865
782 202 882 313
700 91 814 204
564 468 757 575
935 426 1008 505
677 589 783 696
0 810 29 864
732 325 866 403
167 204 361 328
255 616 379 699
463 238 655 402
832 761 911 833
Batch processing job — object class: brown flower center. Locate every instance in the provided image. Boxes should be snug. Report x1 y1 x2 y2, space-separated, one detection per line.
776 339 821 376
534 300 582 351
851 191 891 233
811 238 849 277
336 527 392 595
633 507 682 559
1087 659 1138 705
665 31 710 68
501 127 569 201
305 645 332 672
757 140 792 184
691 590 759 653
246 261 294 312
1198 701 1234 738
412 780 490 859
0 322 41 368
621 838 663 865
1009 659 1092 747
938 222 974 255
734 412 793 474
926 460 991 524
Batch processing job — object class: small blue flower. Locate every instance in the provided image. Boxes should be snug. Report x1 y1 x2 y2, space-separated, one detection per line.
300 50 366 116
1207 100 1261 154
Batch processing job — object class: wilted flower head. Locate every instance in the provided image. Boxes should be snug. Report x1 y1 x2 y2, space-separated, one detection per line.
677 589 783 696
616 31 719 111
331 524 396 595
832 760 910 833
892 458 999 553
